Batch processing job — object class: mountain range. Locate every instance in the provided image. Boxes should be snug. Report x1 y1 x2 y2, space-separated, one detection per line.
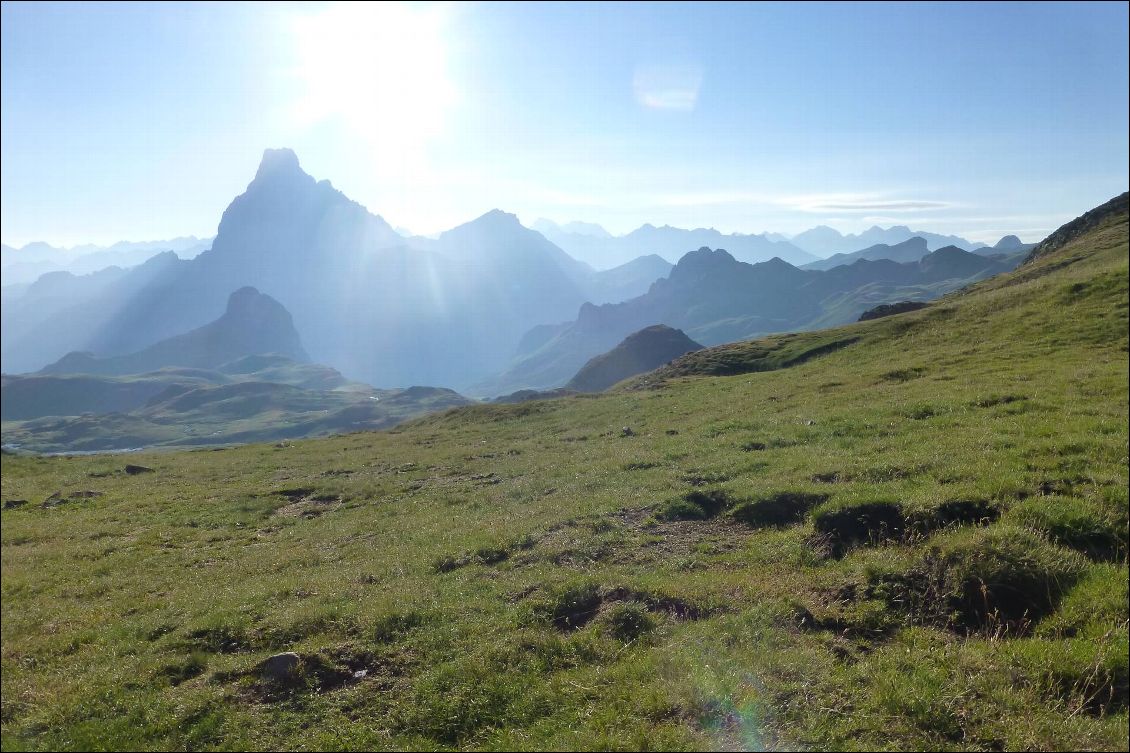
802 234 1029 271
2 148 1043 400
482 245 1020 394
533 219 817 269
789 224 986 257
0 235 211 286
0 151 676 388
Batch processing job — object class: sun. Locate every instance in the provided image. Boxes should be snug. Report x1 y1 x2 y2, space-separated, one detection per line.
290 2 455 163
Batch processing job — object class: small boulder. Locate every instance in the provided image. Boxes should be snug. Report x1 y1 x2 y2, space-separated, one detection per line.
42 491 63 508
3 499 28 510
621 426 635 437
259 652 302 682
125 464 155 475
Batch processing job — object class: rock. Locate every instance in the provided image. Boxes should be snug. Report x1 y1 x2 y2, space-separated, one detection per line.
69 490 104 499
858 301 929 321
125 464 155 475
621 426 635 437
665 429 679 435
3 499 28 510
42 491 63 507
259 652 302 682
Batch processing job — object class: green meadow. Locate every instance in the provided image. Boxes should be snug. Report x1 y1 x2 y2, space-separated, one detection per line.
2 212 1127 751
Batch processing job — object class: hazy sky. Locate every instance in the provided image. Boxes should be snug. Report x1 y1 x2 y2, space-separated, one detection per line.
2 1 1128 246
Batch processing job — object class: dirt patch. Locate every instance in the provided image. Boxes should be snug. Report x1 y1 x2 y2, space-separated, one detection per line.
507 506 754 570
274 496 342 519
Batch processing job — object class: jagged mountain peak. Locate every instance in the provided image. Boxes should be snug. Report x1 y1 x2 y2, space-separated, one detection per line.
221 286 292 322
253 148 305 181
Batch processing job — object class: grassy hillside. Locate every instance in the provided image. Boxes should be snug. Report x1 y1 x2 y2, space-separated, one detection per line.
1 205 1127 751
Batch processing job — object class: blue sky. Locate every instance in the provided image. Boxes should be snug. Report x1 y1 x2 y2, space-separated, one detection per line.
2 1 1127 246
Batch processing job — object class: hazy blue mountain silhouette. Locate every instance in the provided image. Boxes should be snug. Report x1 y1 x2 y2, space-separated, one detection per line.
40 287 308 376
532 218 612 239
587 254 673 303
0 236 211 285
802 237 931 270
791 225 986 257
971 234 1036 256
535 222 817 269
1 250 188 375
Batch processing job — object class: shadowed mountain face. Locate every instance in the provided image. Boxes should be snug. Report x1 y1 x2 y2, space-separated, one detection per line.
565 325 703 393
481 245 1020 394
40 287 308 376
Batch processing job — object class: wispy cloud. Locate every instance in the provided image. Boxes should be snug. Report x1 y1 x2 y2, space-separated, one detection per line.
781 193 954 213
654 190 772 207
633 64 703 111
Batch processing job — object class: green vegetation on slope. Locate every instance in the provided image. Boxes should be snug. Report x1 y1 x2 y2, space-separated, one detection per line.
1 204 1127 751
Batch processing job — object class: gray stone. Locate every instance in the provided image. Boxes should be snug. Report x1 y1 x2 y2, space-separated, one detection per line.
260 652 302 681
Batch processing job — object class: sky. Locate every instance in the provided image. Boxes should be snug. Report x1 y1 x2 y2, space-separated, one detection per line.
1 1 1128 247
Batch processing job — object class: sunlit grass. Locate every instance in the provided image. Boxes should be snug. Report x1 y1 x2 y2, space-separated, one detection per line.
1 216 1127 750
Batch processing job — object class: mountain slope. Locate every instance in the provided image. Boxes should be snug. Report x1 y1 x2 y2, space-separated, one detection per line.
2 356 356 423
1024 191 1129 264
565 325 703 393
1 380 471 453
2 193 1125 751
801 236 930 270
1 250 189 375
40 287 308 376
586 254 674 304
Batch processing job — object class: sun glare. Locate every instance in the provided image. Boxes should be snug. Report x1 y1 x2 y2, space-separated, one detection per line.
291 2 455 164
